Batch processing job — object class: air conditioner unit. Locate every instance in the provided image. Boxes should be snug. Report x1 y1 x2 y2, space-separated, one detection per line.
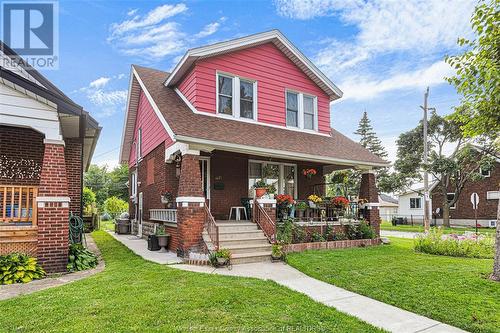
489 220 497 228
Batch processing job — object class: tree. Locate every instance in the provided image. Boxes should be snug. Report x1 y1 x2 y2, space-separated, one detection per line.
104 196 128 219
354 111 388 159
445 0 500 281
84 165 110 207
82 187 96 208
394 112 494 227
108 164 129 202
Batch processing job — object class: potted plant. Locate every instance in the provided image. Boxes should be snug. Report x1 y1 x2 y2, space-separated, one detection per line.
302 168 317 179
331 196 350 217
266 184 277 199
155 225 170 252
215 248 231 266
295 201 308 219
276 194 294 218
307 194 322 208
271 242 284 261
253 179 268 198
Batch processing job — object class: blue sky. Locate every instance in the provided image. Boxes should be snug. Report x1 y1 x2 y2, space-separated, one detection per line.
38 0 476 167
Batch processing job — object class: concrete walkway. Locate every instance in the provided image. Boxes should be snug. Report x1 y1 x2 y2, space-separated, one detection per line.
381 230 422 239
109 231 466 333
0 234 105 301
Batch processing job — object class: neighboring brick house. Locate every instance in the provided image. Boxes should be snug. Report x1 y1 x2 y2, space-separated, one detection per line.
119 30 388 261
0 42 101 272
431 161 499 227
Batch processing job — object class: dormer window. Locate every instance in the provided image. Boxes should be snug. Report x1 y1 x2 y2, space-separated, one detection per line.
217 72 257 120
286 90 318 131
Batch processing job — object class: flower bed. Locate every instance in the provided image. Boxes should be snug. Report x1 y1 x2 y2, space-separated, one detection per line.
414 228 494 259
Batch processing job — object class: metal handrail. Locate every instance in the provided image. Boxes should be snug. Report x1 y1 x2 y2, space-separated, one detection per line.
204 203 219 250
253 200 276 243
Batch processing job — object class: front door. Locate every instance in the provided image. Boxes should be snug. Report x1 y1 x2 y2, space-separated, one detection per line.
138 192 143 237
199 157 210 206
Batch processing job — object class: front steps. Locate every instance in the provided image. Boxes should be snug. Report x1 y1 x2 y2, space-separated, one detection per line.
203 220 272 264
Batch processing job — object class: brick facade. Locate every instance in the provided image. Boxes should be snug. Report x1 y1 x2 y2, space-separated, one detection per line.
64 138 83 216
359 171 381 236
431 162 499 225
0 125 44 186
37 143 70 273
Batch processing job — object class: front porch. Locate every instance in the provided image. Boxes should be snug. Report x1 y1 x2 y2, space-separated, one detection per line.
135 146 381 258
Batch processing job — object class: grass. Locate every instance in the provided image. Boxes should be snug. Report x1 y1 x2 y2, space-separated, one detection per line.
99 219 115 232
0 231 383 333
287 237 500 333
380 220 496 235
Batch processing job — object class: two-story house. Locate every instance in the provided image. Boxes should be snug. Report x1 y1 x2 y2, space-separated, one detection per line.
119 30 388 262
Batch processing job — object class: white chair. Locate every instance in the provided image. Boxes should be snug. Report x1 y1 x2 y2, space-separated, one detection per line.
229 206 248 221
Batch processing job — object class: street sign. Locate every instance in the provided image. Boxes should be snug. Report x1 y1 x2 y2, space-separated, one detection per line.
470 193 479 209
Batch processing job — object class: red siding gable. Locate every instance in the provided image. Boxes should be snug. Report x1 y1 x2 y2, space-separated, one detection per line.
177 42 332 134
129 90 173 166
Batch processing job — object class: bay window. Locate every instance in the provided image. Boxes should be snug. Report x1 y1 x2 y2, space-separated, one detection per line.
248 160 297 198
217 72 257 120
285 90 318 131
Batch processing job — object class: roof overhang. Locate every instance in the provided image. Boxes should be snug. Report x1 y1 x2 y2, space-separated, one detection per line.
176 135 388 169
165 30 343 101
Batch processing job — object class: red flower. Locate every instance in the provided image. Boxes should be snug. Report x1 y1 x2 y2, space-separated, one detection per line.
276 194 294 205
302 168 317 178
331 196 349 208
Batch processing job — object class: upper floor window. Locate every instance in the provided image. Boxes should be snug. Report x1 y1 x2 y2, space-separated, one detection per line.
217 72 257 120
136 127 142 161
286 90 317 131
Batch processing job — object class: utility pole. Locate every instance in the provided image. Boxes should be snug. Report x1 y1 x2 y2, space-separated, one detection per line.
421 87 430 232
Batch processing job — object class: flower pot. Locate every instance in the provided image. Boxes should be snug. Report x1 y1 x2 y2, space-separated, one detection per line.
255 187 267 198
160 197 169 204
217 257 228 265
271 254 282 262
308 201 316 209
157 235 169 250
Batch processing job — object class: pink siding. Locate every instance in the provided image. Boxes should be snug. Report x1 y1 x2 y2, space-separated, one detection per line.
129 90 173 166
177 42 331 134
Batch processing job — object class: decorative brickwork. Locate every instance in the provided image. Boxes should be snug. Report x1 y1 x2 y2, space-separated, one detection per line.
0 125 44 186
359 171 381 236
37 143 69 273
64 138 83 216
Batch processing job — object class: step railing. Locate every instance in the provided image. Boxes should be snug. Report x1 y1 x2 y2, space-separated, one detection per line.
0 185 38 225
149 209 177 223
253 200 276 243
204 203 219 250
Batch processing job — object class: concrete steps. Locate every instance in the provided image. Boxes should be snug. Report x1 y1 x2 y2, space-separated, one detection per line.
203 220 272 264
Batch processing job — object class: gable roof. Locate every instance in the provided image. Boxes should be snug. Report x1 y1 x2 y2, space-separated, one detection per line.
120 65 388 169
165 30 343 101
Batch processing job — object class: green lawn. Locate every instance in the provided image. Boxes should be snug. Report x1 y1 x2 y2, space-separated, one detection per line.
287 238 500 333
99 219 115 232
0 231 382 333
380 220 496 235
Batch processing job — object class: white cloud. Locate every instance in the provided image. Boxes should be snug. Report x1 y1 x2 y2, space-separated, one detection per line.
340 61 453 101
89 77 111 89
108 4 225 60
127 9 138 16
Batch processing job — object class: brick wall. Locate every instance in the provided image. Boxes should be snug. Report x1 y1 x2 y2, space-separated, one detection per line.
0 125 44 186
64 138 83 216
431 163 499 221
37 143 69 273
359 172 380 236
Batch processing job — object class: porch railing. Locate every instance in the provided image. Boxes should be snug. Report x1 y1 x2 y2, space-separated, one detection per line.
149 209 177 223
0 185 38 225
253 200 276 243
204 203 219 250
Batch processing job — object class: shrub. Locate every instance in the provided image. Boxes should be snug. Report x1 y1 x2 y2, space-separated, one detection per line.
277 219 293 244
414 228 494 259
311 232 325 242
104 196 128 218
292 224 307 243
67 244 99 272
0 253 45 284
332 231 348 241
344 221 376 240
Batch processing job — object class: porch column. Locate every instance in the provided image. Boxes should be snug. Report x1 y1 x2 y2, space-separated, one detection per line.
37 139 70 273
359 170 380 237
176 153 205 257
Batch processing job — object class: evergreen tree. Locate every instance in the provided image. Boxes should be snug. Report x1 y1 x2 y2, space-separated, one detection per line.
354 111 388 159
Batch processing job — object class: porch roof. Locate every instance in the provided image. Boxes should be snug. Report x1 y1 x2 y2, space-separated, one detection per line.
124 65 389 169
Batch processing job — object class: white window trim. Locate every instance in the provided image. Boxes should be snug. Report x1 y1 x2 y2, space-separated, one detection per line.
248 159 298 199
136 127 142 163
216 71 258 121
486 191 499 200
285 89 318 132
131 170 138 199
447 193 456 209
479 167 491 177
409 197 422 209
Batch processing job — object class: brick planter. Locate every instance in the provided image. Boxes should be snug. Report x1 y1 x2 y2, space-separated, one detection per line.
283 238 381 253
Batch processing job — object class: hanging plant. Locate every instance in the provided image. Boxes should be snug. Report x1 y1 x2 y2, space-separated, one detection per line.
302 168 317 179
263 165 279 179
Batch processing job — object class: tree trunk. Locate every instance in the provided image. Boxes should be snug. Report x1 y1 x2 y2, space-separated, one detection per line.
442 202 450 228
491 186 500 281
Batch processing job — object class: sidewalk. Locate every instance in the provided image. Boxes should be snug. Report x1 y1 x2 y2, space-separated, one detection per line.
381 230 422 239
110 232 466 333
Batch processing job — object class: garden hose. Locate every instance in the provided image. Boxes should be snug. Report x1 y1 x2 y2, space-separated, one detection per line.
69 213 86 246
